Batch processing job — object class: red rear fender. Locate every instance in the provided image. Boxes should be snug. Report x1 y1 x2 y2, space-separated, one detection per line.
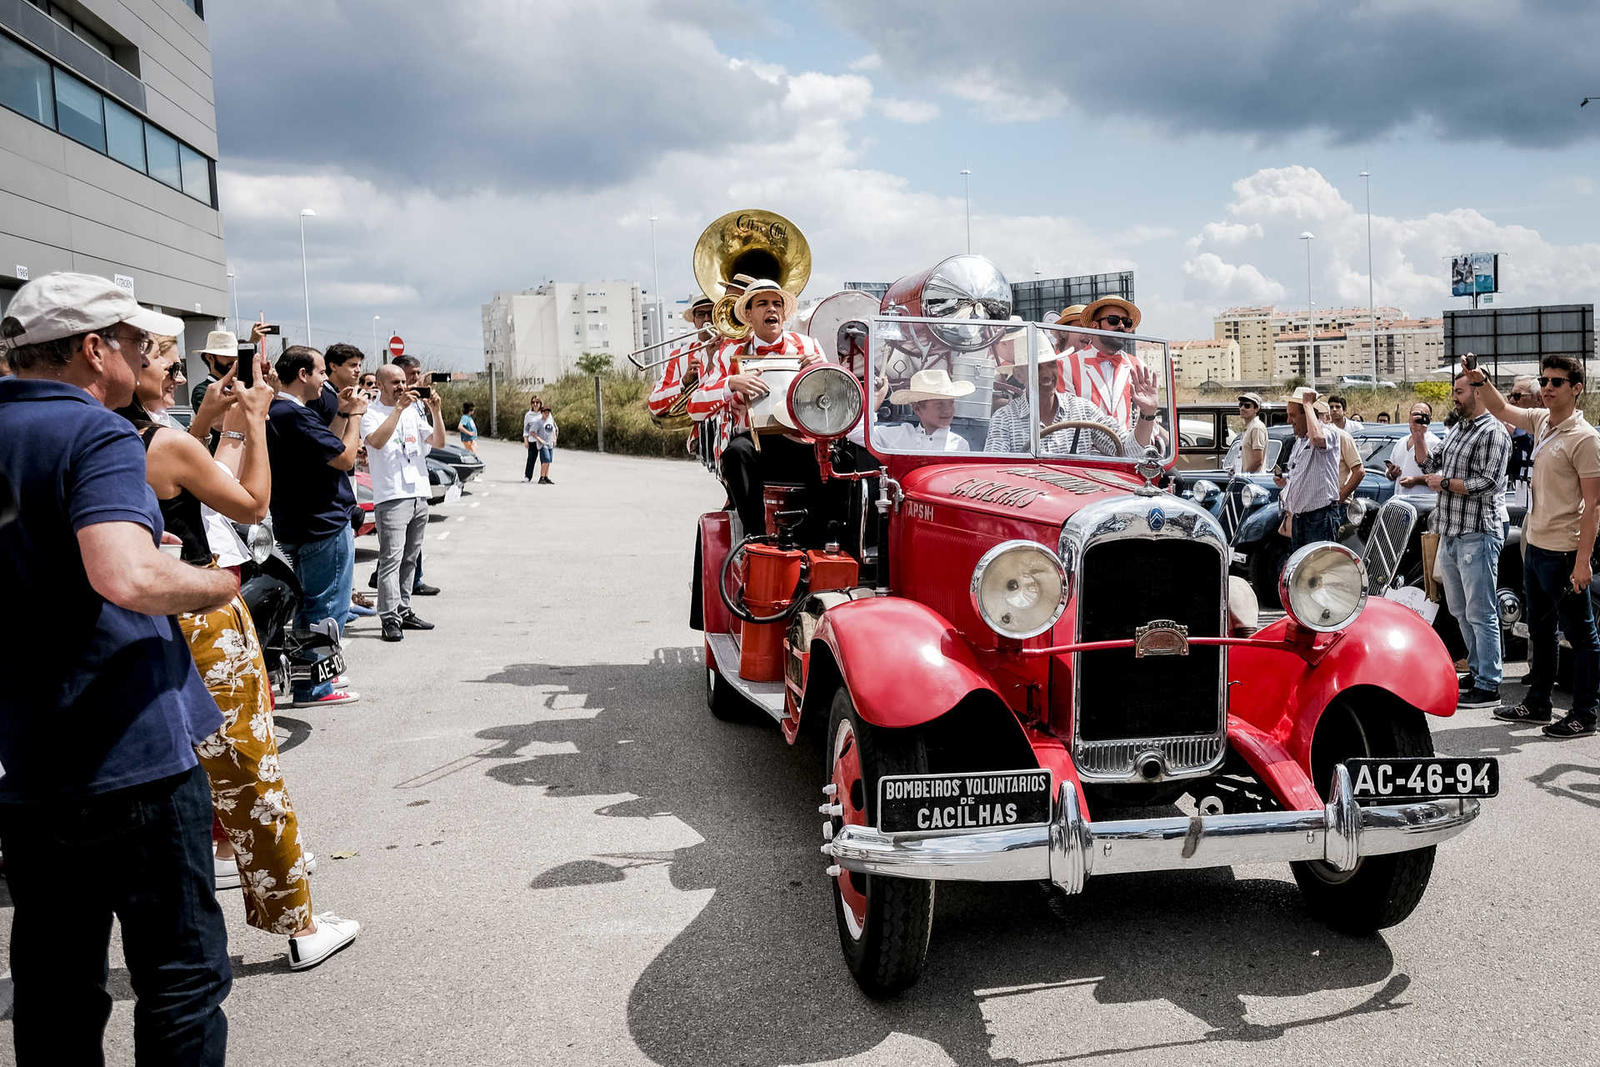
697 511 732 636
813 598 1001 730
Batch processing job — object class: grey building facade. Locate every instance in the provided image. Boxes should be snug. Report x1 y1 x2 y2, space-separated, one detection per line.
1 0 226 379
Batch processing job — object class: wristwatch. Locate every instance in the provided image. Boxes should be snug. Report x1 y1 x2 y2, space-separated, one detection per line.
1138 412 1158 422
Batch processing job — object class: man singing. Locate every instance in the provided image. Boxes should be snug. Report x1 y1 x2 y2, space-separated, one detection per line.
688 278 824 537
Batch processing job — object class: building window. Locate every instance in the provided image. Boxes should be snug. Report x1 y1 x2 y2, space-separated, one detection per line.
104 95 144 169
178 142 210 202
0 33 53 125
143 123 180 189
52 67 104 152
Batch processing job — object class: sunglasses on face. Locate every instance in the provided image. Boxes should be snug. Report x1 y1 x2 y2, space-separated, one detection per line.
1539 376 1572 388
1097 315 1135 329
1508 392 1527 400
164 362 185 380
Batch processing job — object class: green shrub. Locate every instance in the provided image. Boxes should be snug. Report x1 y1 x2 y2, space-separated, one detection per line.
436 373 693 459
1413 381 1451 406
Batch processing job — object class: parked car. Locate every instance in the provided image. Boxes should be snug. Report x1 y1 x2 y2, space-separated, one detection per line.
1231 425 1411 606
353 471 377 536
690 297 1490 997
1336 373 1398 389
430 443 484 484
427 456 461 506
1171 401 1289 473
1173 423 1297 538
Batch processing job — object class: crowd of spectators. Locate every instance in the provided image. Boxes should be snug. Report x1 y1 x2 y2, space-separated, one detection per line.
0 271 476 1060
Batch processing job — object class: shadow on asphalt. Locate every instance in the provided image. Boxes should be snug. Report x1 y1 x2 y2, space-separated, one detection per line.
469 649 1409 1066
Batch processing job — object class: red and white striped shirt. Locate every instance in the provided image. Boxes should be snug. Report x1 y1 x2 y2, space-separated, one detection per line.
645 338 709 419
1058 346 1138 429
688 331 826 461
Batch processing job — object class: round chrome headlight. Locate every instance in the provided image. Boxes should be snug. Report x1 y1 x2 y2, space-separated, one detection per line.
1240 482 1270 508
786 364 863 439
1188 478 1221 504
970 540 1067 639
246 523 274 564
1279 542 1367 633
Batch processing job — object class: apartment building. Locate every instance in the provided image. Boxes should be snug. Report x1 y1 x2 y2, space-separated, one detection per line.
1215 305 1439 384
481 280 643 384
1170 338 1240 387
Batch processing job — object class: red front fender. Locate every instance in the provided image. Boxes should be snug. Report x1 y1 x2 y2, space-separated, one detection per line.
813 598 1002 730
1229 597 1458 776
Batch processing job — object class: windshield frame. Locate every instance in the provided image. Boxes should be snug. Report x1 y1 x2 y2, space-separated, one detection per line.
863 316 1175 468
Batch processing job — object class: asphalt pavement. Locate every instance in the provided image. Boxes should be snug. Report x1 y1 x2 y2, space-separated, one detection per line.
6 435 1599 1066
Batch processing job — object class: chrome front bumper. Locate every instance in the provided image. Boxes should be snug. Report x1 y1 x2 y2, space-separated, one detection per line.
822 766 1480 894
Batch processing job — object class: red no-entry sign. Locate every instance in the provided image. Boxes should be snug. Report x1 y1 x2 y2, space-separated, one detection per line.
388 335 405 358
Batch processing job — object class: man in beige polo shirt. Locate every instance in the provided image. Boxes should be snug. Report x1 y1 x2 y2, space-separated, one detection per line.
1236 392 1268 474
1465 354 1600 738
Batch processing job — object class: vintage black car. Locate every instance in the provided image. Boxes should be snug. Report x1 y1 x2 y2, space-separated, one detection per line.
430 442 484 483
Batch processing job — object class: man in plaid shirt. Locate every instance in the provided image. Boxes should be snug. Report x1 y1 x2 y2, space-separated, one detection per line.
1405 367 1510 709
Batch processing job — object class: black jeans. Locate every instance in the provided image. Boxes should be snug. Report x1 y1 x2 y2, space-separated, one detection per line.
1524 544 1600 720
524 441 539 481
720 432 829 540
0 764 231 1065
1288 501 1341 552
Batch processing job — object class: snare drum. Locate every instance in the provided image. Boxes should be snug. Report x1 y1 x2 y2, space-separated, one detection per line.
743 357 802 434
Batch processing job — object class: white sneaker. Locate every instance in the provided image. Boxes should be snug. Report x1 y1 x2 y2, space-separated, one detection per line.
214 854 240 891
287 913 360 971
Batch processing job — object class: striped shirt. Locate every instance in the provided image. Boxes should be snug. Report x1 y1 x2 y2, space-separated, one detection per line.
645 338 709 419
983 391 1136 456
1420 410 1510 536
1280 425 1346 515
1058 348 1137 428
687 331 825 462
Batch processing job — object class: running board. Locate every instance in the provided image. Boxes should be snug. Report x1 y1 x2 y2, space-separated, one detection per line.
707 633 786 722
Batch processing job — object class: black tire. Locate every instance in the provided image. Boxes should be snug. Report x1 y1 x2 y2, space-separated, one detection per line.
826 687 933 997
1291 697 1436 934
1248 538 1289 609
704 640 751 722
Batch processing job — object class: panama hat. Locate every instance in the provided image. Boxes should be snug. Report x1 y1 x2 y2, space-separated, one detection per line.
1 271 183 347
1079 297 1141 330
195 329 240 358
995 347 1066 373
681 295 714 324
732 278 798 325
888 368 977 405
1279 386 1319 410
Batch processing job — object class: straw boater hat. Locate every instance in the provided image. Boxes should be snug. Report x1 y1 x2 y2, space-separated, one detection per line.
681 295 714 324
195 329 240 357
1279 386 1319 410
731 278 798 325
1053 304 1088 326
888 368 976 405
1078 297 1142 329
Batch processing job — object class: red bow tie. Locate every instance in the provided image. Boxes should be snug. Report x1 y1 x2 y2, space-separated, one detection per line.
754 340 785 356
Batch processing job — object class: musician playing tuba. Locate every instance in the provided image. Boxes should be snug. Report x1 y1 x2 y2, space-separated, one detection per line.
687 278 826 537
645 294 715 426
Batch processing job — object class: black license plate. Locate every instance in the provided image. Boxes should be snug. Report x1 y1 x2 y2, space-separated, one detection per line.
877 770 1053 834
1345 757 1498 801
291 652 345 686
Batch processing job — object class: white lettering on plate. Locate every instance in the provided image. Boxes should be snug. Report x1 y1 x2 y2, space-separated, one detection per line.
906 501 934 521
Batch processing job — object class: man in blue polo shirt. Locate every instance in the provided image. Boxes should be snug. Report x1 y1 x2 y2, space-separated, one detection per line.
266 345 366 708
0 272 238 1065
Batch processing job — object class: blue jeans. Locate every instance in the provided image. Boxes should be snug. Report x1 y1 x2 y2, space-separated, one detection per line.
1288 501 1341 552
1524 544 1599 719
282 526 353 700
0 765 231 1065
1438 529 1505 689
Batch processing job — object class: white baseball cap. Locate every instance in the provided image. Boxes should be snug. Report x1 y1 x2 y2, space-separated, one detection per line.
1 272 184 348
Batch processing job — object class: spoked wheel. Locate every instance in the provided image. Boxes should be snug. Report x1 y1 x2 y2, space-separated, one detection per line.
1291 698 1436 933
704 639 751 722
826 687 933 998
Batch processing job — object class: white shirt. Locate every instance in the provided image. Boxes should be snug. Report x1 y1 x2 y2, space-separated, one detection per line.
870 422 970 453
362 399 431 503
1389 432 1441 499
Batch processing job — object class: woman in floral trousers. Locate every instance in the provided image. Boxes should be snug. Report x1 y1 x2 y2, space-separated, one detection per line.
122 337 359 971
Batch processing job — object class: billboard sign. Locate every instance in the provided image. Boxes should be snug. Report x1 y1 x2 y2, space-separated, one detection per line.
1451 252 1499 297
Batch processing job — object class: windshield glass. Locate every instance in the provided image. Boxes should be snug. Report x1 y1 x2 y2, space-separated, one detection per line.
864 316 1173 465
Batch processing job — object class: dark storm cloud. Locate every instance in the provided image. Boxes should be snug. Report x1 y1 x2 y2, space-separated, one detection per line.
208 1 782 194
824 0 1599 147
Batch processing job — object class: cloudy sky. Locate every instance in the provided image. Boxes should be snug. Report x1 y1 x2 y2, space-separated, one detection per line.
208 0 1600 368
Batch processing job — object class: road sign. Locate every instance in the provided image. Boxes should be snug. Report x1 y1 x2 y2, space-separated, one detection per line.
388 335 405 358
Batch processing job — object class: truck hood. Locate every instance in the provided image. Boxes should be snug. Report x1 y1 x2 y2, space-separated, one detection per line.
899 461 1149 529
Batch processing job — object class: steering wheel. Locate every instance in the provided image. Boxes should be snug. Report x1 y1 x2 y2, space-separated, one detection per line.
1041 419 1122 453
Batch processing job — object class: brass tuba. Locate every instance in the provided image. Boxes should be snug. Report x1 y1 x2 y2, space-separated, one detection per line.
643 210 811 430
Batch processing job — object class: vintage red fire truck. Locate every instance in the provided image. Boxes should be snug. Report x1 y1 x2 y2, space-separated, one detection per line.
690 255 1494 997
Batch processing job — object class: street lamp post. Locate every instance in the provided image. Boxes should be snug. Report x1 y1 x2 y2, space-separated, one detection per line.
372 315 381 364
648 214 663 353
1299 231 1316 388
960 168 972 253
1360 171 1377 386
226 265 240 337
298 208 317 347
